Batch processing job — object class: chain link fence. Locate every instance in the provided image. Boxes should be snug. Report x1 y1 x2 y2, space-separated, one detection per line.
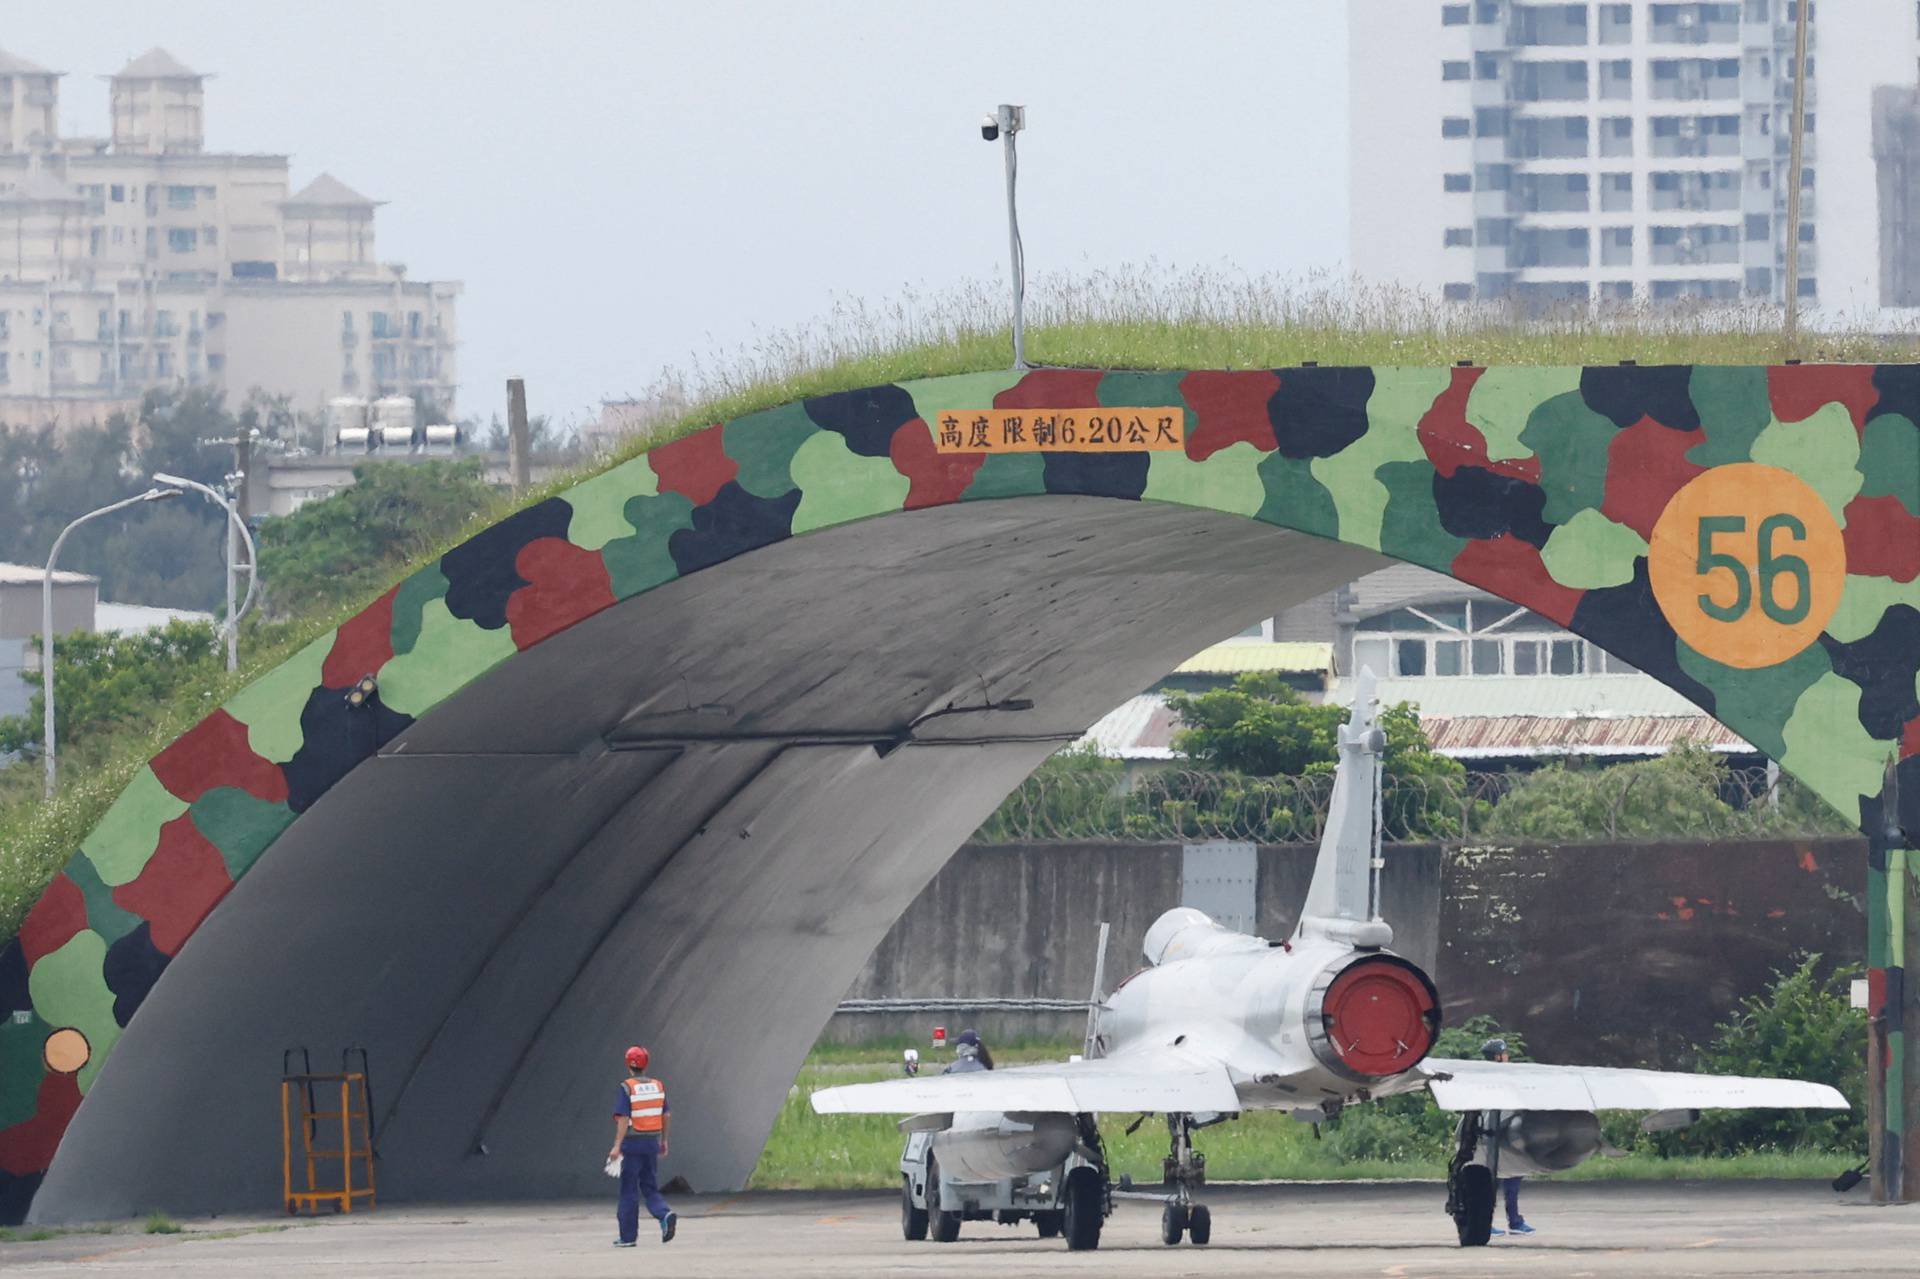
970 764 1855 846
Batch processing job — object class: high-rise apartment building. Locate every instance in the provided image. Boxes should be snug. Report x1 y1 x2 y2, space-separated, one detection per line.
1350 1 1920 310
0 47 460 431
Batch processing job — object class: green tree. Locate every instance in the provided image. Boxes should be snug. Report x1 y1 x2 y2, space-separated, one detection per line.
0 621 224 761
253 459 494 615
1166 674 1471 839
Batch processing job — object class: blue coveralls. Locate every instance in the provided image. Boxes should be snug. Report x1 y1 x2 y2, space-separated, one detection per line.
615 1085 671 1243
1503 1176 1526 1229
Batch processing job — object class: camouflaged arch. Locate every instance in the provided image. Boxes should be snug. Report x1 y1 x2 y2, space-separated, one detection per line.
3 363 1918 1216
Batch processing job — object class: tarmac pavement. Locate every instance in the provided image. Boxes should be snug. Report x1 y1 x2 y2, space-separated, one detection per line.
2 1180 1913 1277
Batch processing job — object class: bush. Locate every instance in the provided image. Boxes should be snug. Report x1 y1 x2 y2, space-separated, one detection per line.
1324 1015 1527 1163
1655 954 1864 1156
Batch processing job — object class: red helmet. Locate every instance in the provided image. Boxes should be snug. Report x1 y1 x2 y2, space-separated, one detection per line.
625 1045 649 1070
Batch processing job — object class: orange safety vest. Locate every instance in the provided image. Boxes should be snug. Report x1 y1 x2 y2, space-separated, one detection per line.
622 1077 666 1135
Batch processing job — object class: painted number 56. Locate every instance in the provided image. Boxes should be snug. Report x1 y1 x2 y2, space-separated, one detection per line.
1696 514 1812 625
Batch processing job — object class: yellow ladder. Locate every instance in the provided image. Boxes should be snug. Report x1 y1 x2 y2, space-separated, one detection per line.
280 1047 377 1215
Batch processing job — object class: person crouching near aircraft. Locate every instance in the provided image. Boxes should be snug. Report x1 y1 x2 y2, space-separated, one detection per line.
945 1029 995 1073
607 1045 677 1247
1482 1038 1536 1237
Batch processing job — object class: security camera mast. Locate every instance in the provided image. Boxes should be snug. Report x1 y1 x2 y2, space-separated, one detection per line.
812 671 1848 1250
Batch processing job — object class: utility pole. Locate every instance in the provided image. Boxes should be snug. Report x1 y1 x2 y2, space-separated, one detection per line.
507 377 530 494
1782 0 1810 353
980 105 1028 369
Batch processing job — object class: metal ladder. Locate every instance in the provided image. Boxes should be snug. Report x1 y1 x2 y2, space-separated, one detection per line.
281 1047 378 1215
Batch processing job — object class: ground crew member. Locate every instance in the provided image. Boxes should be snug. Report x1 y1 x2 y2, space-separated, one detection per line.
944 1029 995 1073
608 1045 676 1247
1481 1038 1535 1237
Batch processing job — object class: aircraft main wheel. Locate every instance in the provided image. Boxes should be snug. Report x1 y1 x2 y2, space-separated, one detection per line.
1188 1204 1212 1245
1160 1202 1188 1245
1063 1167 1103 1251
1034 1211 1063 1238
1452 1165 1495 1247
901 1174 928 1241
927 1155 961 1243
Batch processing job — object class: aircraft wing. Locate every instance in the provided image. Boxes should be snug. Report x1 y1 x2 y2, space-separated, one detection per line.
1420 1057 1848 1112
809 1047 1241 1116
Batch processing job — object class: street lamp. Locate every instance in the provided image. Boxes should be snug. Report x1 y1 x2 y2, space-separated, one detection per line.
42 486 183 797
979 103 1028 369
152 471 259 672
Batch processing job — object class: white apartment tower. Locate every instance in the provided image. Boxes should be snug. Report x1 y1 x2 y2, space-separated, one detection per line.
0 47 460 431
1350 1 1920 310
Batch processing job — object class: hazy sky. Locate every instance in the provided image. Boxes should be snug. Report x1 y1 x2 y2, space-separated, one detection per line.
18 2 1351 426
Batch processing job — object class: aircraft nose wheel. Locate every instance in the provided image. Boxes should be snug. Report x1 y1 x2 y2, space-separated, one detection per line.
1160 1202 1187 1245
1187 1203 1211 1245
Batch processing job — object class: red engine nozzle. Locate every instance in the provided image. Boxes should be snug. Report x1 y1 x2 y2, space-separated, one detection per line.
1316 955 1440 1078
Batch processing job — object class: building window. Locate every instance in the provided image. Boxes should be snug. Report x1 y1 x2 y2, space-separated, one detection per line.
167 228 197 253
342 310 356 333
1443 3 1470 24
1476 54 1502 79
1443 60 1470 80
1444 172 1472 193
1443 282 1474 301
110 184 125 202
1601 226 1634 266
1600 116 1633 157
1351 601 1635 679
166 185 197 209
203 226 218 247
1599 59 1632 99
1601 280 1634 301
156 350 173 377
1601 172 1633 211
1445 227 1474 247
0 353 8 385
1746 213 1771 240
1598 2 1632 41
208 353 225 373
371 312 392 338
1442 116 1471 138
408 311 423 339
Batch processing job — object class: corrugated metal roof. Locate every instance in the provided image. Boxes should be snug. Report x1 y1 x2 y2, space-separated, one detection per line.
1074 694 1180 760
1173 640 1333 675
1076 677 1752 761
1423 714 1751 757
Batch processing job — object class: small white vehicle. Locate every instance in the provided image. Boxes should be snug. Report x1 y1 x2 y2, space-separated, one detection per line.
898 1109 1110 1249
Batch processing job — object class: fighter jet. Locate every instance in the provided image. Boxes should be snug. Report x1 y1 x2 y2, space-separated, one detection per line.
810 670 1847 1249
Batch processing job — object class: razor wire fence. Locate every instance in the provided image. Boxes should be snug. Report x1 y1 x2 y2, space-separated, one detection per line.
968 763 1856 847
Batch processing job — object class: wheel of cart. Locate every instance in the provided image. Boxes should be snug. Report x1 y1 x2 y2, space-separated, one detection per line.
927 1154 961 1243
901 1173 928 1241
1034 1210 1063 1238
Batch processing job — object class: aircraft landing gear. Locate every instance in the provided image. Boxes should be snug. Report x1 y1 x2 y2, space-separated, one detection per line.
1445 1112 1495 1247
1157 1113 1211 1246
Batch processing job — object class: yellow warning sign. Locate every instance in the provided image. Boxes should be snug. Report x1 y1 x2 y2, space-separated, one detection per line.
931 408 1185 455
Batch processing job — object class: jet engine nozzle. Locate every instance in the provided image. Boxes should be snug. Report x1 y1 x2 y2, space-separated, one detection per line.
1307 953 1440 1080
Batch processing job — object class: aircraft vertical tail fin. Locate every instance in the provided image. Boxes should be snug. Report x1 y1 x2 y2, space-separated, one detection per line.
1083 921 1111 1059
1294 668 1394 949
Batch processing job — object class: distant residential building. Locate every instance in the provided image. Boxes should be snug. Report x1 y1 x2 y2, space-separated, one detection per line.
1077 563 1750 767
0 562 212 722
0 47 460 432
1349 1 1920 310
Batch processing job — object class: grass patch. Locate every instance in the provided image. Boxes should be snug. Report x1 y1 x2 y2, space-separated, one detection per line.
142 1212 181 1235
4 269 1915 944
754 1042 1857 1189
0 1222 116 1243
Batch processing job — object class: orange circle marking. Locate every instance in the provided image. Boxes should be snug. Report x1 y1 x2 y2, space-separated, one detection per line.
43 1027 91 1075
1648 463 1845 670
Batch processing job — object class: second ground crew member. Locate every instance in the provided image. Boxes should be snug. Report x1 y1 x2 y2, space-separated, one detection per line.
607 1045 677 1247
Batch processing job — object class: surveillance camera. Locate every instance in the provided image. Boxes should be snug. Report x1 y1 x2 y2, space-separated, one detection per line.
980 114 1000 142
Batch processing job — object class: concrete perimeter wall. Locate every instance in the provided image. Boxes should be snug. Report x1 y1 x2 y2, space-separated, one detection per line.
827 838 1866 1068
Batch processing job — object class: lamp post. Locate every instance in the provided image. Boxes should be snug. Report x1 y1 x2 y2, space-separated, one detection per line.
979 104 1029 369
42 486 182 798
153 471 259 672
